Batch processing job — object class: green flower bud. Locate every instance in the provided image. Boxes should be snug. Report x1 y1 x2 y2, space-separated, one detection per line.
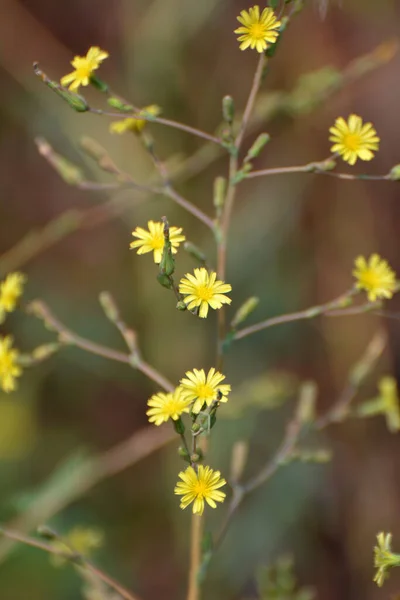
222 95 235 124
107 97 135 112
389 165 400 181
173 418 185 435
231 297 259 329
245 133 271 162
89 74 109 93
296 381 317 424
35 138 84 186
213 177 227 211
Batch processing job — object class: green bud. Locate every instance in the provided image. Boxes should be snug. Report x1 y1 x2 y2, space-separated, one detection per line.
173 418 185 435
89 74 109 93
57 88 89 112
178 446 191 462
176 300 187 311
213 177 227 212
231 169 248 185
296 381 317 424
191 423 201 433
222 95 235 124
183 242 207 264
190 453 201 463
35 138 84 186
157 273 173 289
99 291 119 323
37 525 58 540
245 133 270 162
31 343 60 362
107 97 135 112
389 165 400 181
231 297 260 329
159 240 175 277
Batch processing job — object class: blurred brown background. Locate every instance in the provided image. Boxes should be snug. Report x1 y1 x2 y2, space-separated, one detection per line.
1 0 400 599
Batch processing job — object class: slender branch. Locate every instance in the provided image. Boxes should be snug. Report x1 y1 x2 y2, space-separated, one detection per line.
0 526 141 600
234 289 358 341
187 514 203 600
90 108 221 146
27 300 174 392
246 163 392 182
164 187 215 230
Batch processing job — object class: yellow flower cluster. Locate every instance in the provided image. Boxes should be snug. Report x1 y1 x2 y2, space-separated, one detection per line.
61 46 109 92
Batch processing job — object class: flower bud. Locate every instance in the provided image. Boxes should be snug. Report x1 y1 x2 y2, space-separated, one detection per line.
213 177 227 212
173 418 185 435
107 97 135 112
222 95 235 124
231 297 259 329
245 133 270 162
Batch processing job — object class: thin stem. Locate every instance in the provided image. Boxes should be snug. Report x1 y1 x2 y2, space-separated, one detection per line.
246 163 391 181
27 300 174 392
187 514 203 600
165 187 215 230
0 527 141 600
90 108 221 146
234 289 358 341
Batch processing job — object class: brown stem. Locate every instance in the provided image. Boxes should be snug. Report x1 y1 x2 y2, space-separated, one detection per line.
187 514 203 600
27 300 174 392
246 164 391 181
0 527 141 600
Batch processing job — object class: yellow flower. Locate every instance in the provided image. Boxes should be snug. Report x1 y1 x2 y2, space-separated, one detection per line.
234 6 281 53
174 465 227 515
374 532 400 587
180 368 231 414
109 105 161 135
51 526 104 567
0 272 26 324
353 254 397 302
130 220 185 264
61 46 109 92
179 268 232 319
329 114 380 165
146 388 191 426
0 336 22 393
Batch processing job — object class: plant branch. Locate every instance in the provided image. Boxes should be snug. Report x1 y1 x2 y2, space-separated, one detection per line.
187 514 203 600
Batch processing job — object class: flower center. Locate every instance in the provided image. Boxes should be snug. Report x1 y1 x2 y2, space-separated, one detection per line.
150 234 164 251
194 480 207 498
249 23 266 40
343 133 361 151
195 285 213 302
360 269 381 290
1 291 18 310
195 383 215 400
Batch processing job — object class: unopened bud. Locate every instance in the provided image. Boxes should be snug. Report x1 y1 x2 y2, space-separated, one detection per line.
213 177 227 211
296 381 317 424
231 297 259 329
36 138 84 186
99 291 119 323
173 418 185 435
107 97 135 112
32 343 60 362
178 446 191 462
222 95 235 124
389 165 400 181
183 242 207 264
245 133 270 162
89 74 109 93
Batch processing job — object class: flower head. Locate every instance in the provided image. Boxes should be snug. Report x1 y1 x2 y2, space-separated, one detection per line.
180 368 231 414
146 388 191 426
374 532 400 587
110 105 161 135
0 272 26 324
0 336 22 393
61 46 109 92
329 114 380 165
130 220 185 264
235 6 281 53
174 465 227 515
353 254 397 302
179 268 232 319
51 526 104 567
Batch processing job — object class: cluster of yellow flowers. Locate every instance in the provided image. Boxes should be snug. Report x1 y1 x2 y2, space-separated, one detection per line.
0 272 25 393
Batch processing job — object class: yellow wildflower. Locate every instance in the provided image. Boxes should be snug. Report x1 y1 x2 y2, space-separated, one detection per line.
180 367 231 414
130 220 185 264
174 465 226 515
353 254 397 302
146 388 191 426
0 336 22 393
235 6 281 53
374 532 400 587
329 114 380 165
0 272 26 324
179 268 232 319
109 105 161 135
61 46 109 92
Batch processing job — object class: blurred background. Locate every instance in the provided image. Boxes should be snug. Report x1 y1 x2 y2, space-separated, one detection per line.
0 0 400 598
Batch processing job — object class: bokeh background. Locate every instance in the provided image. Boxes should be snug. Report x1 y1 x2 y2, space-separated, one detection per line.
1 0 400 598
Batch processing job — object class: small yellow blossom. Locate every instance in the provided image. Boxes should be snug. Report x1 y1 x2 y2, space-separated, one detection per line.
235 6 281 53
130 220 185 264
146 388 191 426
353 254 397 302
174 465 226 515
0 336 22 393
374 532 400 587
0 272 26 324
109 105 161 135
61 46 109 92
51 526 104 567
358 377 400 433
180 368 231 414
329 114 380 165
179 268 232 319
